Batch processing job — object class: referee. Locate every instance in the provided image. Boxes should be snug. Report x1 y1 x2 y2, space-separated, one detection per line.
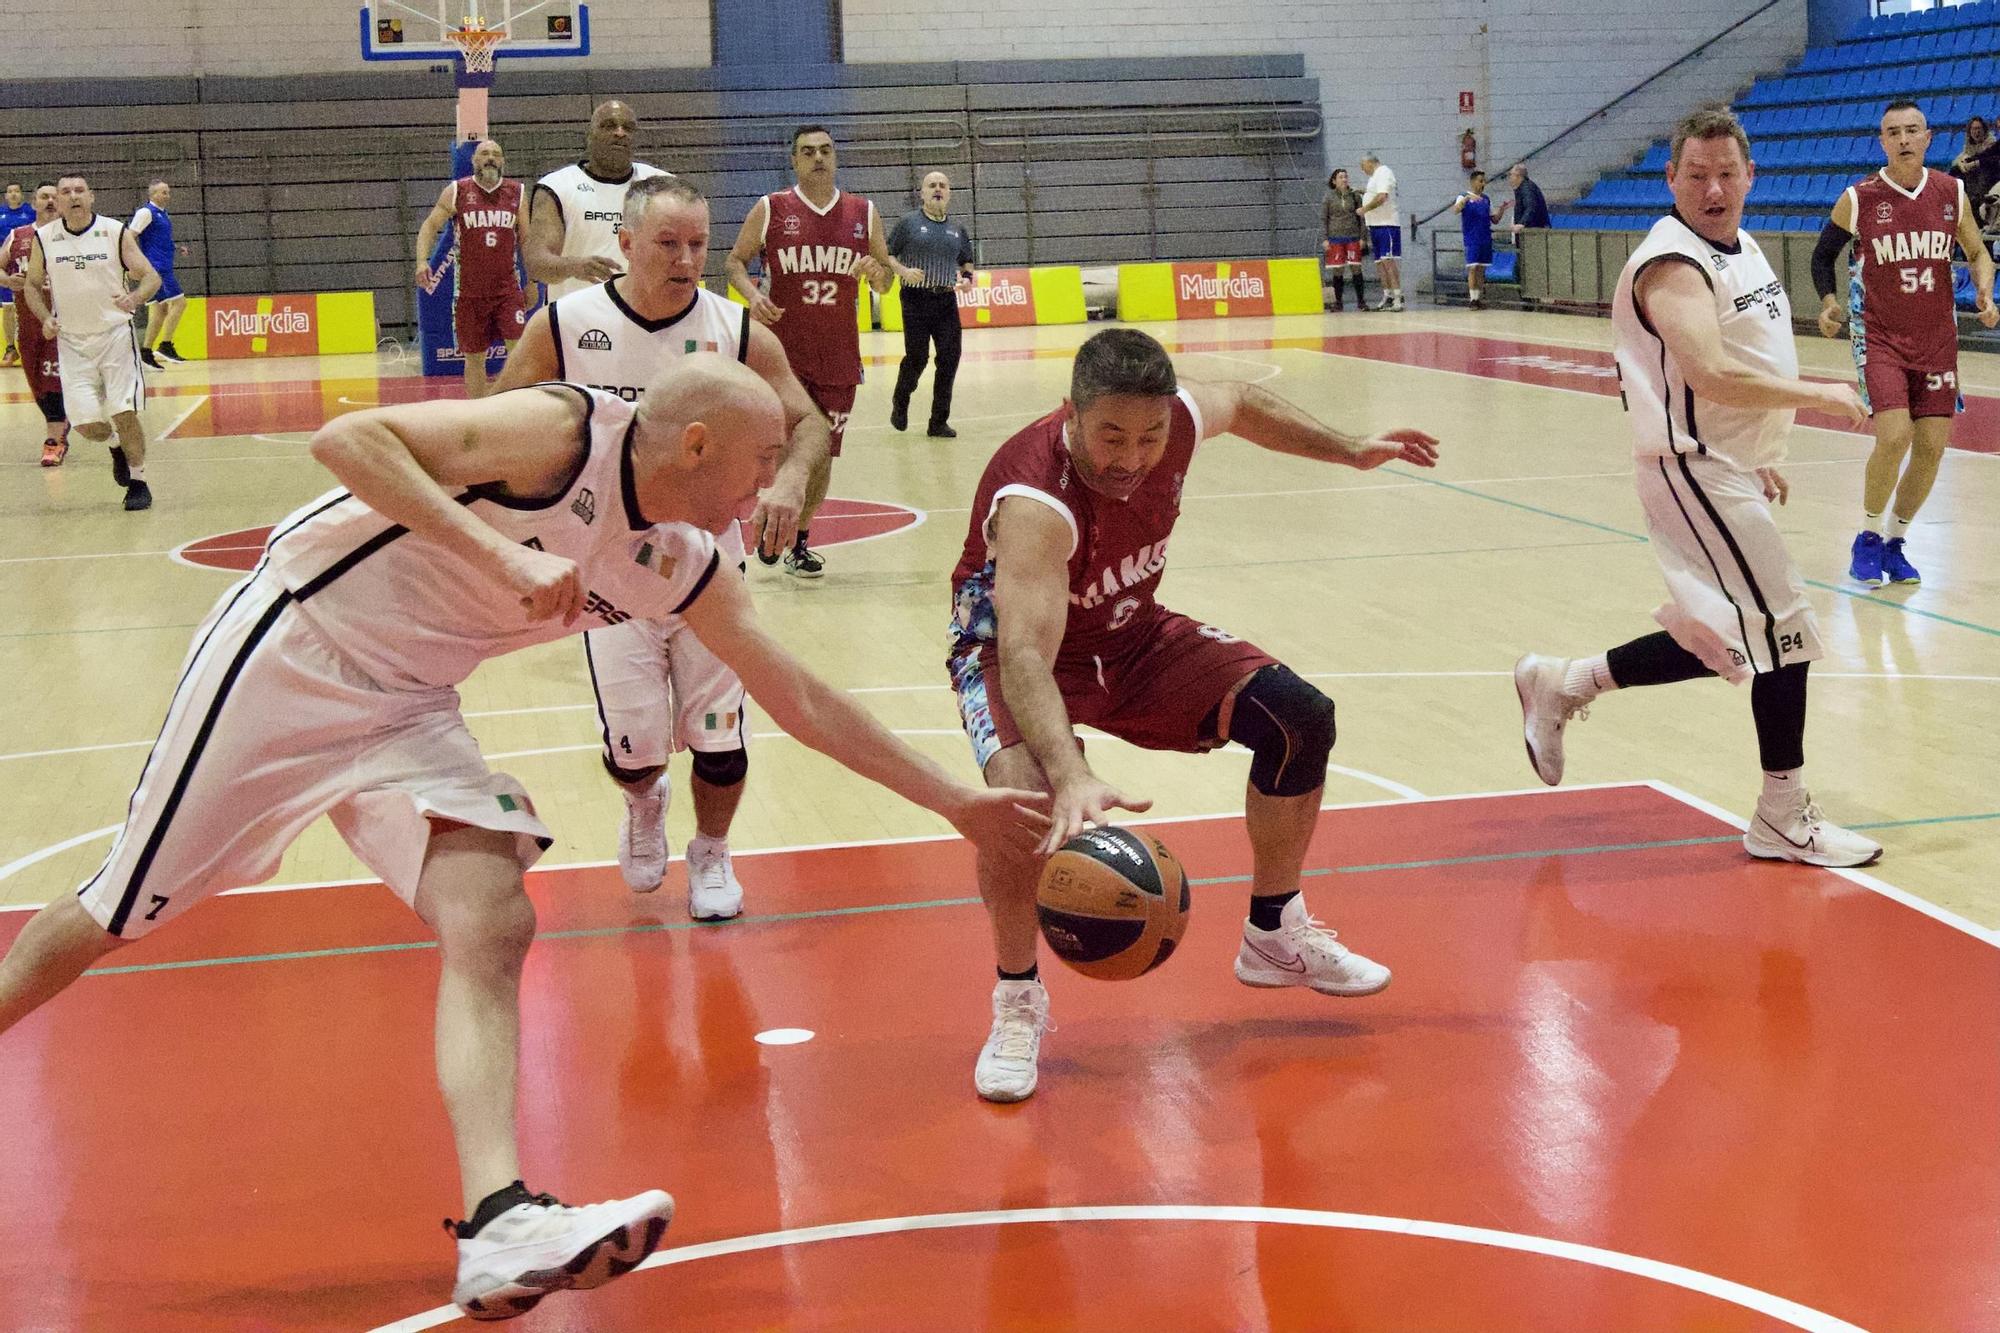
887 171 974 438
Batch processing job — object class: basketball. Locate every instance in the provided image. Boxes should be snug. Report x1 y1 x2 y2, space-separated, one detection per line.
1035 827 1189 980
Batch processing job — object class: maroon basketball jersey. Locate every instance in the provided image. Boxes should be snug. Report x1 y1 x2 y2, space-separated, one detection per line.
5 223 46 300
951 393 1203 661
759 186 871 387
453 177 523 296
1848 167 1964 367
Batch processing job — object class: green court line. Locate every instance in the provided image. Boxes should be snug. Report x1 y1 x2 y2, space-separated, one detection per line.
1804 578 2000 640
1383 466 2000 640
1381 467 1648 542
78 810 2000 979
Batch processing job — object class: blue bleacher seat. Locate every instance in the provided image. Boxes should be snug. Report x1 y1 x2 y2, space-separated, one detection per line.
1487 251 1517 283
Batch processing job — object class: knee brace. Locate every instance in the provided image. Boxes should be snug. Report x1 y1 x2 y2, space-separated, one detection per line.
35 391 63 425
1227 665 1336 798
690 746 748 788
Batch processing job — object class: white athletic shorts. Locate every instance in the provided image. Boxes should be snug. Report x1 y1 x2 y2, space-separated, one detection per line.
78 570 552 940
56 325 144 426
1634 451 1823 685
581 526 750 769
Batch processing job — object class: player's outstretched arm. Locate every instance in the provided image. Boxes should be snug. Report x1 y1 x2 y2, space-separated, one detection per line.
308 387 592 622
414 181 456 284
679 571 1050 854
742 317 831 556
990 497 1151 852
489 307 559 394
1639 260 1864 422
116 229 160 312
1181 379 1440 471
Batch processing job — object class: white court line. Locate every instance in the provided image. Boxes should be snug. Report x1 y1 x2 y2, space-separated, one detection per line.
155 393 209 440
1177 348 1285 382
5 669 1996 766
1644 779 2000 947
4 780 1624 910
0 824 119 888
364 1204 1867 1333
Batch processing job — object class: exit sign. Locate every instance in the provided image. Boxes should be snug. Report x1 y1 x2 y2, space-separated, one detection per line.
1459 91 1475 114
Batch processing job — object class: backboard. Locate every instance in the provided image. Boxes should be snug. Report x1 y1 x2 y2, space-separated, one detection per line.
358 1 591 63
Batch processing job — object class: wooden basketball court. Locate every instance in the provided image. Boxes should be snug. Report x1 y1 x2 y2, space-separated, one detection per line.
3 307 1996 1328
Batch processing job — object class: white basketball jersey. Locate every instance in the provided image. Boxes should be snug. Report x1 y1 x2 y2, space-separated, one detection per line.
261 385 720 690
549 280 752 566
1612 213 1797 472
535 161 672 301
38 214 133 338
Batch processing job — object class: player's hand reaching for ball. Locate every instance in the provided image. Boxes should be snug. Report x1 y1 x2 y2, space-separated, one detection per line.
500 543 584 626
944 785 1054 855
1346 428 1441 471
1043 774 1152 856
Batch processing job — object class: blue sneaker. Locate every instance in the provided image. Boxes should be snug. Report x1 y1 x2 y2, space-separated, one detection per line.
1882 537 1920 584
1848 530 1885 585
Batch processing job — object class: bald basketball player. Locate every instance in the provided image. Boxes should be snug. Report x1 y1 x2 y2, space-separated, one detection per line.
526 100 672 301
0 354 1046 1321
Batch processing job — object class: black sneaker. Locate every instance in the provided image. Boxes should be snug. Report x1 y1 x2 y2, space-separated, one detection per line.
140 348 162 370
123 480 152 512
782 545 825 579
755 548 780 566
927 423 957 439
890 401 908 432
156 341 186 363
110 446 130 487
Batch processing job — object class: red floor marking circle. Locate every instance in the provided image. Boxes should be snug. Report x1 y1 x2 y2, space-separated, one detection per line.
174 525 274 572
172 499 921 574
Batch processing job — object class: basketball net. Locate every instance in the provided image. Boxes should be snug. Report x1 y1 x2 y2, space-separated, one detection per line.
447 21 505 139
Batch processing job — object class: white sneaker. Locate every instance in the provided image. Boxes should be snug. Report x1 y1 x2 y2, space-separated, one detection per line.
1390 295 1406 311
617 774 670 892
449 1185 675 1321
686 835 744 920
1513 653 1590 786
974 979 1050 1103
1743 791 1883 868
1235 895 1391 997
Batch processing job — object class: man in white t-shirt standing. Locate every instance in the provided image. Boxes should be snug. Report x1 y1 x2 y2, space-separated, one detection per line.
525 100 672 301
1359 151 1403 311
1512 108 1880 867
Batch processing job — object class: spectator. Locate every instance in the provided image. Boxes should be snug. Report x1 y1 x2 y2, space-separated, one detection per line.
1950 115 2000 227
1321 169 1367 311
1358 151 1403 311
1508 161 1551 237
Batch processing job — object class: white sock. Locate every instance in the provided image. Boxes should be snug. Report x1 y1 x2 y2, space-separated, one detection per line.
1760 768 1803 805
126 465 145 481
688 833 728 858
1863 511 1885 535
1563 655 1615 698
1887 514 1913 540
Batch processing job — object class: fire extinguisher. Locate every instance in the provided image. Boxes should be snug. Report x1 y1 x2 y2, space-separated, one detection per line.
1460 129 1478 171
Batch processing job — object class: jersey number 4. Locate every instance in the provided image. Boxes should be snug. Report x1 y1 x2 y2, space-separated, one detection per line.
1898 266 1937 294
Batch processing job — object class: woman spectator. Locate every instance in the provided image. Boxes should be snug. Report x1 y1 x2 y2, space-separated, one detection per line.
1322 169 1367 311
1950 115 2000 227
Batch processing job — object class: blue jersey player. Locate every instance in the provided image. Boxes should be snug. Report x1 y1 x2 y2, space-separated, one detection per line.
1452 170 1506 308
131 180 187 365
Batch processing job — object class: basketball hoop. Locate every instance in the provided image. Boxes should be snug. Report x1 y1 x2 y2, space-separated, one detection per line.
445 20 505 75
